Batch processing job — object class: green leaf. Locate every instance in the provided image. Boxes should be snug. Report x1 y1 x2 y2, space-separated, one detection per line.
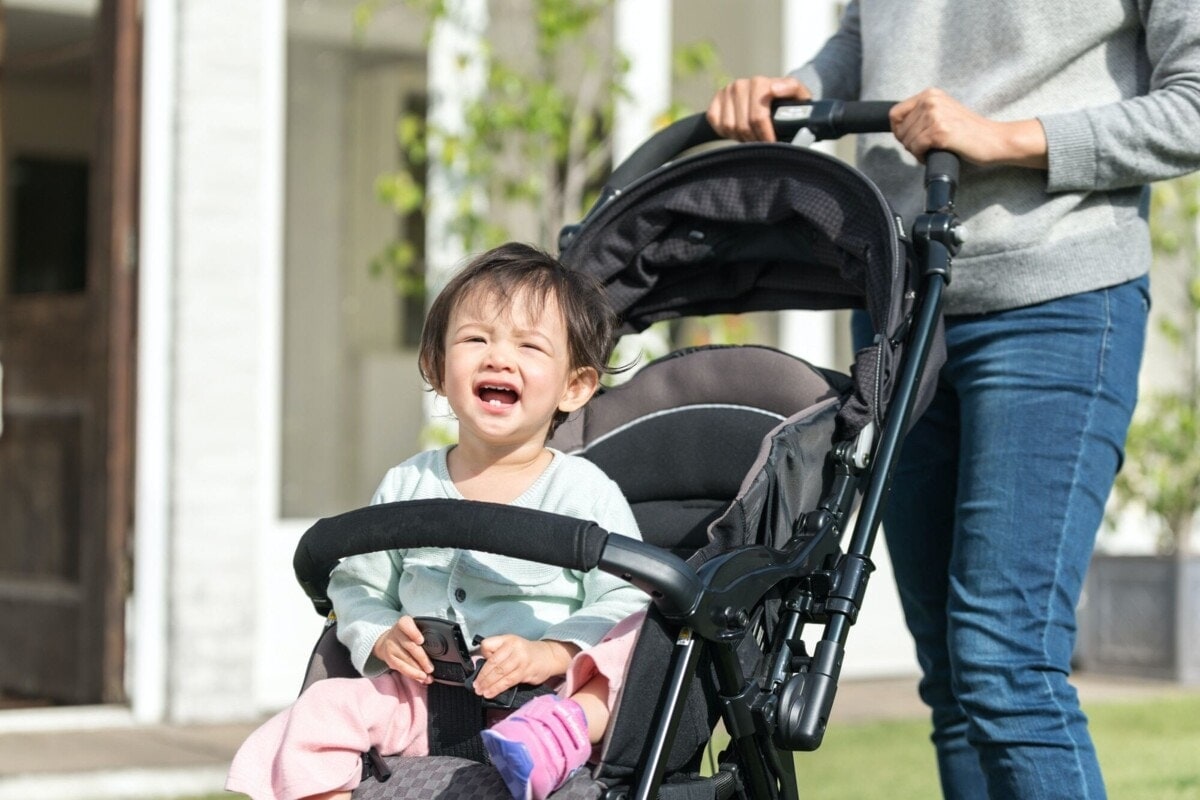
375 172 425 214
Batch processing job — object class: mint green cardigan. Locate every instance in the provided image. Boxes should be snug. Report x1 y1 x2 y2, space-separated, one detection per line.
327 448 648 676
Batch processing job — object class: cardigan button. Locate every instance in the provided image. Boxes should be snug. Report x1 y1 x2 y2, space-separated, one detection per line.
454 588 467 602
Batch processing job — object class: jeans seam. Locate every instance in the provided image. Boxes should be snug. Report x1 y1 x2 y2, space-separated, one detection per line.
1040 287 1112 799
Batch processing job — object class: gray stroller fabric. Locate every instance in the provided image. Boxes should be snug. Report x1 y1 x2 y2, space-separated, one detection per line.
352 757 508 799
550 345 848 559
353 758 602 800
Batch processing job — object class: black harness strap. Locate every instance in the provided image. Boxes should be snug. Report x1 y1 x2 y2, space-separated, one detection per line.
427 682 491 762
425 682 558 763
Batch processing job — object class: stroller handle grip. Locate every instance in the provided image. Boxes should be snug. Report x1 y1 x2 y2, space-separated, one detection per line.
925 150 961 188
292 499 701 618
601 100 896 197
772 99 896 140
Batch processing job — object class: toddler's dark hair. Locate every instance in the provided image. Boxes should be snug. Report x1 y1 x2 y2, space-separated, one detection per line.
418 242 619 435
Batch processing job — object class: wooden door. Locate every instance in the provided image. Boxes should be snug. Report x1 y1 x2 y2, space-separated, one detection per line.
0 0 138 705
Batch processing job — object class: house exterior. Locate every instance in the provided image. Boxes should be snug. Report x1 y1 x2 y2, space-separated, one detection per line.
2 0 955 729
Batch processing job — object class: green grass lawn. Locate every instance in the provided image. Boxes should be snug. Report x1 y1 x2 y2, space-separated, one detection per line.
787 693 1200 799
1090 695 1200 799
187 693 1200 800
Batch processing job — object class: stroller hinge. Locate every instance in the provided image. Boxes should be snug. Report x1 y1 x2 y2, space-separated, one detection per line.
913 211 961 281
774 638 844 751
794 552 874 625
813 460 860 538
914 150 963 283
823 553 874 624
833 422 875 471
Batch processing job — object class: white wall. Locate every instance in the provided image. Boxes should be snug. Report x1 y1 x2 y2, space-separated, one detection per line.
141 0 434 721
257 21 432 714
148 0 285 723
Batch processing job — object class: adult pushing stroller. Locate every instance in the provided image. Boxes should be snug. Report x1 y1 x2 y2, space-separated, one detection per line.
292 101 964 800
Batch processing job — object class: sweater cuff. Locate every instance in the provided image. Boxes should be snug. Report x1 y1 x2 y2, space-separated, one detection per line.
1039 111 1097 192
541 617 624 651
338 618 394 677
788 65 824 99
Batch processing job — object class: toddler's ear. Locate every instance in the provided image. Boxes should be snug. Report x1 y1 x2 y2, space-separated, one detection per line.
418 353 445 396
558 367 600 414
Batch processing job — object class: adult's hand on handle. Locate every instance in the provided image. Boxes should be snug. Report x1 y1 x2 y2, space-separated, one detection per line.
707 76 812 143
890 88 1048 168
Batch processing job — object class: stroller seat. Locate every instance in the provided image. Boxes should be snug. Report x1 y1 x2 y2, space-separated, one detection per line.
551 344 850 560
296 343 853 799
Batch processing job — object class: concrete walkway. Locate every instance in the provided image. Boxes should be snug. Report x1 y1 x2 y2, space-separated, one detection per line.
0 674 1190 800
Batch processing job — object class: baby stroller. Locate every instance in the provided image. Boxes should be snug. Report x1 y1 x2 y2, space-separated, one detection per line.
292 101 964 800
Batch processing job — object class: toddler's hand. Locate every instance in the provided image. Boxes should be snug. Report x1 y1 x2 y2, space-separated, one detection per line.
372 615 435 684
472 636 580 700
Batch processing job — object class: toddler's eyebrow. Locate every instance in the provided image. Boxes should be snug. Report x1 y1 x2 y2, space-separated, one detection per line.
512 325 557 347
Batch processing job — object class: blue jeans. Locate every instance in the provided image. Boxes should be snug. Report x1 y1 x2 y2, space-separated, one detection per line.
862 276 1149 799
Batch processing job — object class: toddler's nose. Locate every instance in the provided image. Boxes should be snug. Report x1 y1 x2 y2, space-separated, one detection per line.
483 341 517 370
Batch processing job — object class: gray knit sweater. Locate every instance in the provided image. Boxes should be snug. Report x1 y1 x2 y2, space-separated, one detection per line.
792 0 1200 315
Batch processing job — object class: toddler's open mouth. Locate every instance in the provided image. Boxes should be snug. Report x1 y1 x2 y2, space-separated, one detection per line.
478 384 519 406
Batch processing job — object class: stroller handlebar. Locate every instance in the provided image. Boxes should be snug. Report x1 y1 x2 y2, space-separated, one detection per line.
293 499 702 619
601 100 896 198
772 99 896 140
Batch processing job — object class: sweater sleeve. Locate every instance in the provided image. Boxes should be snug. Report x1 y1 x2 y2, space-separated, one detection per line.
1041 0 1200 192
327 464 414 676
538 474 649 650
788 0 863 101
327 549 406 676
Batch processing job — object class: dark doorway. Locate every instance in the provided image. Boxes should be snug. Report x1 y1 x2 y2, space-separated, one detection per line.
0 0 140 706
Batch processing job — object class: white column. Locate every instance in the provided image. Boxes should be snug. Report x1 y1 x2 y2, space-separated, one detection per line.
167 0 285 721
423 0 488 435
253 0 299 714
781 0 843 75
778 0 839 368
613 0 672 164
606 0 673 378
425 0 488 294
131 0 178 725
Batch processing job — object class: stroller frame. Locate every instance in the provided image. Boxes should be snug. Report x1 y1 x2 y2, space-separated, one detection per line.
292 103 964 800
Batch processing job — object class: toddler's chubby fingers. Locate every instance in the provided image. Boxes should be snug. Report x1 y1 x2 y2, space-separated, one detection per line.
473 650 518 698
473 659 518 699
373 617 435 683
473 635 532 698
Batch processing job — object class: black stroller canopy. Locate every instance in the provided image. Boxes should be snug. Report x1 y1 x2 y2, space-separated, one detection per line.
559 141 941 438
